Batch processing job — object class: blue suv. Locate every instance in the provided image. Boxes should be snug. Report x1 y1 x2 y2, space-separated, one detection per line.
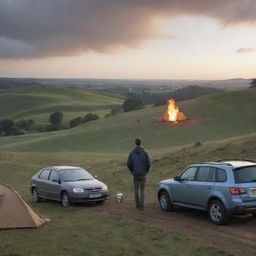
158 159 256 224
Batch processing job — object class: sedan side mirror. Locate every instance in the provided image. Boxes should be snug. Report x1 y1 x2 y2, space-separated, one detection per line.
52 178 61 184
173 176 181 181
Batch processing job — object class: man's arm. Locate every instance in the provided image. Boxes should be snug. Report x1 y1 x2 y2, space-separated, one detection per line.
127 152 133 173
145 152 151 172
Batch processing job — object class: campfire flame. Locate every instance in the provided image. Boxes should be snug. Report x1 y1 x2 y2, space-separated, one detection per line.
161 98 186 123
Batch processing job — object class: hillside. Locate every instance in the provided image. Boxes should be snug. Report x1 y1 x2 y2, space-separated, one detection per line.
0 86 123 124
1 88 256 153
0 133 256 256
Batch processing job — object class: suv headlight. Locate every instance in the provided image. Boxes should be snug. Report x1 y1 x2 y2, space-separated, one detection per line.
102 185 108 191
73 188 84 193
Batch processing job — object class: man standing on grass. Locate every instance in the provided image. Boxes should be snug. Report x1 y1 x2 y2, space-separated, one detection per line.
127 138 151 211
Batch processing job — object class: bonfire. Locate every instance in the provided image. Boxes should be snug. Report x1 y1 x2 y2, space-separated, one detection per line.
161 98 187 124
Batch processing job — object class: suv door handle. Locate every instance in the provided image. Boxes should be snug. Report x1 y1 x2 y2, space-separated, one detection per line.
208 186 213 190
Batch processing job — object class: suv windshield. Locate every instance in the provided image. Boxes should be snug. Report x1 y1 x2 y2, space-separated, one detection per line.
234 166 256 183
60 169 94 182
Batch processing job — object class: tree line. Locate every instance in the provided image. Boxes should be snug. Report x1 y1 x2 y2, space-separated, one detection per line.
0 112 100 137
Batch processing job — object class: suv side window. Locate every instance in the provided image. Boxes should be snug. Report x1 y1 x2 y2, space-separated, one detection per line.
39 169 51 180
49 170 59 182
216 168 227 182
196 167 212 182
210 168 227 182
180 167 197 181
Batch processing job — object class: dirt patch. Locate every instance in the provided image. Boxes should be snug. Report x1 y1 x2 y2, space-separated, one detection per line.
90 197 256 256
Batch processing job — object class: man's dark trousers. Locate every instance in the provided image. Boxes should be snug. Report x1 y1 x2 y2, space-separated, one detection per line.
134 176 146 210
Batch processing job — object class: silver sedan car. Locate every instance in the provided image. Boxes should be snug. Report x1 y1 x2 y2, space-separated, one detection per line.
30 166 109 207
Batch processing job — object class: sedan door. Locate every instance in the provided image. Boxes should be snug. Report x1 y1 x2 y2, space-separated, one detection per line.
44 170 62 200
36 169 51 197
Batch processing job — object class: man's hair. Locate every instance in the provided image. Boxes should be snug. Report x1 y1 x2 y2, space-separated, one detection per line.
135 138 141 146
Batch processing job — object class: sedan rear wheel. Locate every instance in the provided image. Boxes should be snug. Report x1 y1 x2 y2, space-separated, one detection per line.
159 190 173 211
61 192 71 208
32 188 41 203
208 200 228 225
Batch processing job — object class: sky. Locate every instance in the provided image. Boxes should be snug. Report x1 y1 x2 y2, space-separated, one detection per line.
0 0 256 80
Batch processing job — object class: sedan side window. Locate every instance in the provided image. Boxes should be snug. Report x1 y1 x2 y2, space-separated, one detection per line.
39 169 51 180
196 167 212 182
49 170 59 182
180 167 197 181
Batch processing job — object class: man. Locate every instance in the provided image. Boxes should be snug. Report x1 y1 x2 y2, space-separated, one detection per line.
127 138 151 211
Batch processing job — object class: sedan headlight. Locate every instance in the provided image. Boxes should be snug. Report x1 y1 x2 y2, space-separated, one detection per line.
102 185 108 191
73 188 84 193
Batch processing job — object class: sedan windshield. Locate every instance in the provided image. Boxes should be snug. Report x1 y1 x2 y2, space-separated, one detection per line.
234 166 256 183
60 169 94 182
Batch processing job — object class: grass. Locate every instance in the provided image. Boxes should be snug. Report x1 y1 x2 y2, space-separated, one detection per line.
1 88 256 153
0 136 245 255
1 133 256 255
0 85 123 124
2 87 256 255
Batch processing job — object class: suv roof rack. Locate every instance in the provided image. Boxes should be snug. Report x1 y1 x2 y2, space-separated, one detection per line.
193 162 233 166
205 162 233 166
217 159 256 163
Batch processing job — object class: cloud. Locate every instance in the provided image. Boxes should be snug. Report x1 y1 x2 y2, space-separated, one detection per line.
0 0 256 59
236 48 256 54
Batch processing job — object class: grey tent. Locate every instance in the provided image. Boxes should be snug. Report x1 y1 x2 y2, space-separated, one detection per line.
0 184 49 229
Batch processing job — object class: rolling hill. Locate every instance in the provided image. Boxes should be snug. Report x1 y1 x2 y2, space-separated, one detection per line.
1 87 256 256
1 88 256 153
0 85 123 124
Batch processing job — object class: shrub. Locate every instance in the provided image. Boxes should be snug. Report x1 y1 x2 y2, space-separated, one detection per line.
16 119 34 131
82 113 100 123
122 96 144 112
69 117 82 128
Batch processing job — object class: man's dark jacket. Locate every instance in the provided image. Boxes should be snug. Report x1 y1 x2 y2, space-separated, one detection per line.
127 146 151 177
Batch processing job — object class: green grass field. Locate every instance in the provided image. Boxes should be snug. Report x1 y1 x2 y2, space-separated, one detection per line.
1 88 256 153
0 135 247 256
0 86 123 124
1 86 256 256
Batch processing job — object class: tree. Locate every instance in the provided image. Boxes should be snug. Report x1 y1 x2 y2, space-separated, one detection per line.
69 117 82 128
250 79 256 88
2 119 15 136
122 96 144 112
16 119 33 131
49 111 63 125
0 119 23 136
82 113 100 123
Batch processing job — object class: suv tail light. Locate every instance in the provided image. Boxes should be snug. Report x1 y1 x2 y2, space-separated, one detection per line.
229 187 246 195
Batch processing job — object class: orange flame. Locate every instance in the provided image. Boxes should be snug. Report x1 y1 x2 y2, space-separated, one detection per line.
161 98 186 123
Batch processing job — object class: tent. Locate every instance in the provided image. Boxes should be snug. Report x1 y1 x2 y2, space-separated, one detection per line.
0 184 49 229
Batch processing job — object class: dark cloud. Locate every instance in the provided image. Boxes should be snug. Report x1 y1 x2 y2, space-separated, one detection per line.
0 0 255 59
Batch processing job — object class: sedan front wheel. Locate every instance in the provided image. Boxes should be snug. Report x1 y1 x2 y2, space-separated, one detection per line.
61 192 71 208
159 190 173 212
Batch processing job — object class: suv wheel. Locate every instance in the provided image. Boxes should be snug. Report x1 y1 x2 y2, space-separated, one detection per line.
208 200 228 225
32 188 41 202
159 190 173 211
61 192 71 208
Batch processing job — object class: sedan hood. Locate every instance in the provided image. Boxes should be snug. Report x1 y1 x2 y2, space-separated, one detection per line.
64 179 105 188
